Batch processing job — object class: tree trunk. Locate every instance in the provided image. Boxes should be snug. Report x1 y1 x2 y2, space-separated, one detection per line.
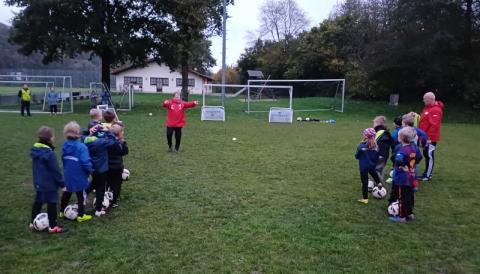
464 0 473 61
181 51 189 101
101 54 111 88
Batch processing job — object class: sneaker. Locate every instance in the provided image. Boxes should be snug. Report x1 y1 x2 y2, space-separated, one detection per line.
168 147 173 152
94 210 106 217
28 223 34 231
48 225 68 234
407 214 415 221
58 212 64 219
385 178 393 184
389 216 406 223
421 176 432 181
77 214 93 222
357 199 368 204
111 203 119 208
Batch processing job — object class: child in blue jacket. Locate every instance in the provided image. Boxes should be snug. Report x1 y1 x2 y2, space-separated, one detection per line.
389 127 422 223
355 128 381 204
47 87 58 115
60 121 93 222
84 124 116 216
30 126 66 233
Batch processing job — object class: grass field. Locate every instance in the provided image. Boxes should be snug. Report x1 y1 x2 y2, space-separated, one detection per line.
0 94 479 273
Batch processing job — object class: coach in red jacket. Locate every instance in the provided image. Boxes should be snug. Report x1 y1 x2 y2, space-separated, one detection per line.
418 91 444 181
163 92 198 152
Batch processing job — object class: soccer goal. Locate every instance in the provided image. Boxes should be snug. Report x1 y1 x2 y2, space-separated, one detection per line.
0 75 73 114
89 82 134 112
247 79 345 112
202 83 293 113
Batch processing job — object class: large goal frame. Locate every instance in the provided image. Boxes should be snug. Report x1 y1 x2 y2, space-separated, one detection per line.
247 79 345 112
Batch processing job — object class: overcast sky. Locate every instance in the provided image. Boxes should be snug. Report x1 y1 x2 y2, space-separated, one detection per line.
0 1 341 71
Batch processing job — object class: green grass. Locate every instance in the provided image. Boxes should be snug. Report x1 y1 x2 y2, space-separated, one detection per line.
1 94 479 273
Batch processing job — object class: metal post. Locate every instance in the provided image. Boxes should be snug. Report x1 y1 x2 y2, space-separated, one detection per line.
221 0 227 107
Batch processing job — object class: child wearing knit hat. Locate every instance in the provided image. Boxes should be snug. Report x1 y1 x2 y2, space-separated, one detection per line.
355 128 381 204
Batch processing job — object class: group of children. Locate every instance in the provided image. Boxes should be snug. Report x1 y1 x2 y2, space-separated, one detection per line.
29 108 128 233
355 113 426 223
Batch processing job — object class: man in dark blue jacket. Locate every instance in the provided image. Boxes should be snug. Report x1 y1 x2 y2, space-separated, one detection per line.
30 126 66 233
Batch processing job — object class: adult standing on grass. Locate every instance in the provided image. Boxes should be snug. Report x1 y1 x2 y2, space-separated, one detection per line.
18 83 31 116
417 91 444 181
162 91 198 152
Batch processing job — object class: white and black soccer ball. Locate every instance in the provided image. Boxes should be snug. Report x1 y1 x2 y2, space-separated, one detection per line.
122 169 130 181
305 117 310 121
372 185 387 199
296 117 302 122
64 204 79 220
368 180 375 192
104 191 113 202
93 195 110 209
388 201 400 216
33 213 49 231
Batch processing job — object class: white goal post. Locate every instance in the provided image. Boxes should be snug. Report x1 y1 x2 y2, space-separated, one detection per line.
0 75 73 114
247 79 346 112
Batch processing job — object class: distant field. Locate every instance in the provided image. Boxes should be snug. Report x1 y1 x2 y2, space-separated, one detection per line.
0 94 479 273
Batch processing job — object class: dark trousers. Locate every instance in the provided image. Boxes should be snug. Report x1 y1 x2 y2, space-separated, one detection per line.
21 100 31 116
167 127 182 151
390 185 413 218
32 202 57 229
50 104 57 114
107 168 123 204
60 191 86 217
360 169 381 199
87 171 107 211
422 143 437 178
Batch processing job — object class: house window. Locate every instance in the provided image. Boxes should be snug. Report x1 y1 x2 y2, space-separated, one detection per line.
150 77 169 86
176 78 195 87
124 76 142 85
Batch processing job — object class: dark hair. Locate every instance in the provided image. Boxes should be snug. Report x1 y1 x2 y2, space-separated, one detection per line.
393 116 402 127
103 110 116 123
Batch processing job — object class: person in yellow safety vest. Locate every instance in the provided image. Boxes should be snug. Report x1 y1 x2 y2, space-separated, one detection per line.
17 84 32 116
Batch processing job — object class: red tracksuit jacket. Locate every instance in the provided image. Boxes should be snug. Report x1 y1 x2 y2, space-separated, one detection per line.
162 98 197 128
418 101 444 142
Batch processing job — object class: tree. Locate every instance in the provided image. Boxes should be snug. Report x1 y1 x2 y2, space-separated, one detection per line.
6 0 158 87
213 65 240 84
259 0 309 43
147 0 232 100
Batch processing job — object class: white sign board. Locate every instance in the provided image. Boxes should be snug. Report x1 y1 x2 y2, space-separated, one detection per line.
269 107 293 123
201 106 225 121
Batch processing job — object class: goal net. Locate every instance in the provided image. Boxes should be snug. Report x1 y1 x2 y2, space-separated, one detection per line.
0 75 73 113
247 79 345 112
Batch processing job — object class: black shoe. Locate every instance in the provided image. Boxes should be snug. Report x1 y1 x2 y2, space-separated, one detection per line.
168 147 173 152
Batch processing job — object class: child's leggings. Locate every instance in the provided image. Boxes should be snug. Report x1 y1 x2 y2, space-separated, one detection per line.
360 169 381 199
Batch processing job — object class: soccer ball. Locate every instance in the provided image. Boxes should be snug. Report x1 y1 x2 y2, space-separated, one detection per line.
388 201 400 216
105 191 114 202
389 170 394 178
368 180 375 192
64 204 79 220
305 117 310 121
33 213 49 231
93 194 111 209
296 117 302 121
122 169 130 181
372 185 387 199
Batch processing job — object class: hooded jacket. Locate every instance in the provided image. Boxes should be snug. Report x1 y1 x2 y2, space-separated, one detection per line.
355 142 379 172
108 140 129 170
374 125 394 159
62 140 92 192
83 131 116 173
163 98 197 127
419 101 444 142
31 142 64 192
